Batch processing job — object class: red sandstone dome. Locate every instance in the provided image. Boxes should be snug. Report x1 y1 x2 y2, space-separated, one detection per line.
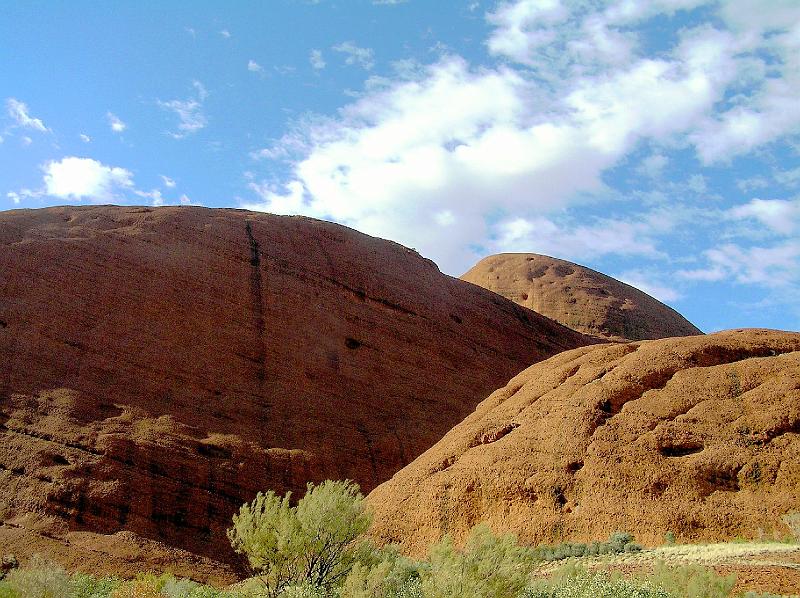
462 253 702 341
0 205 592 580
368 329 800 556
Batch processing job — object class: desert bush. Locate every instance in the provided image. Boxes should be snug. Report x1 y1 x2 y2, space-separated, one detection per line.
228 479 372 597
530 532 641 563
2 554 71 598
338 546 423 598
70 572 122 597
781 512 800 542
109 572 172 598
664 531 676 545
643 561 736 598
418 524 532 598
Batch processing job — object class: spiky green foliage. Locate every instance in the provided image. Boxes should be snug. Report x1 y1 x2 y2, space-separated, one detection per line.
70 572 122 597
228 479 372 597
643 561 737 598
419 524 532 598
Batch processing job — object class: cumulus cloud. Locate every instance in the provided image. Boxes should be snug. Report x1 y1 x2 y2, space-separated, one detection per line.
248 59 264 73
333 41 375 70
79 133 91 143
6 98 49 132
160 175 177 188
243 0 800 280
107 112 127 133
42 156 134 201
157 80 208 138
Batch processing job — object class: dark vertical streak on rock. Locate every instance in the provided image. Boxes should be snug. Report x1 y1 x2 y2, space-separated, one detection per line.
245 222 272 432
245 222 267 384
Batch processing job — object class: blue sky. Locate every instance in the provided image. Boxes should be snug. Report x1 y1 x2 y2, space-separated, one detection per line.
2 0 799 333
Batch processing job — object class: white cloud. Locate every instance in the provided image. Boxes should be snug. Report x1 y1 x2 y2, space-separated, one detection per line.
136 188 165 206
493 215 663 262
487 0 568 65
332 41 375 70
687 174 707 194
157 81 207 138
107 112 127 133
678 242 800 288
160 175 176 188
637 153 668 179
79 133 91 143
248 60 264 73
42 156 134 201
310 49 326 70
21 136 32 146
7 192 20 204
220 29 231 38
6 98 49 132
729 198 800 235
775 166 800 188
243 0 800 280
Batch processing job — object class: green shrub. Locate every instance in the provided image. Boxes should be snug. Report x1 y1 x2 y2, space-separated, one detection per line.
338 547 422 598
70 572 122 597
0 581 18 598
3 555 71 598
419 524 532 598
228 480 372 597
643 561 736 598
109 572 171 598
664 531 676 545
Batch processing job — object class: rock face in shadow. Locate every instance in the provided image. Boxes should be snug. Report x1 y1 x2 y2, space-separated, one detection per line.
0 206 592 577
368 329 800 556
461 253 702 341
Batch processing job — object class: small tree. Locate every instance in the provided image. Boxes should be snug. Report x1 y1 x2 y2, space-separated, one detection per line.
227 480 372 597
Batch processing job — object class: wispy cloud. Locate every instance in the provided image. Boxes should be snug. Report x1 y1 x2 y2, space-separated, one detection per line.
107 112 127 133
248 59 264 73
332 41 375 70
157 80 208 138
6 98 49 132
310 49 326 70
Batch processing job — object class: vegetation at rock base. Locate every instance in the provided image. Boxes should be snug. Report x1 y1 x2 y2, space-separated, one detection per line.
1 480 798 597
227 480 373 597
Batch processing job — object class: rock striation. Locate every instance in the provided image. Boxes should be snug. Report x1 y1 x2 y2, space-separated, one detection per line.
368 329 800 556
461 253 702 341
0 206 591 577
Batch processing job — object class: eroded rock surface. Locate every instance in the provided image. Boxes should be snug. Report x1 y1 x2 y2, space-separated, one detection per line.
0 206 591 576
462 253 702 341
368 330 800 556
